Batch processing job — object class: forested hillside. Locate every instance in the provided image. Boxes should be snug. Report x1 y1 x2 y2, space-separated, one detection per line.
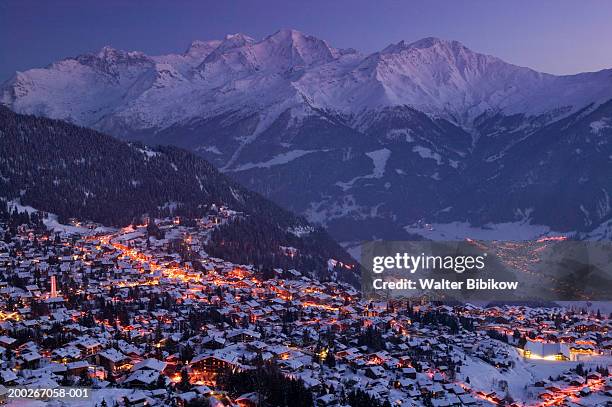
0 106 356 280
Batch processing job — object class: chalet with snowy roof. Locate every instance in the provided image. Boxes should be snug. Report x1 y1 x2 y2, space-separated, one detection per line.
98 348 130 373
524 339 570 360
190 351 241 379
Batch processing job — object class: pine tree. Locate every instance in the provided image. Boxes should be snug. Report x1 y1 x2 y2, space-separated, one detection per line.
325 350 336 368
178 368 191 391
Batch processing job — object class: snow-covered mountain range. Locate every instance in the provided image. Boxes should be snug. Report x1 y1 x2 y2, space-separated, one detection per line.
3 29 612 242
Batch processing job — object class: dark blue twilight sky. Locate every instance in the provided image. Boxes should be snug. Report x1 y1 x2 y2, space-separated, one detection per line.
1 0 612 82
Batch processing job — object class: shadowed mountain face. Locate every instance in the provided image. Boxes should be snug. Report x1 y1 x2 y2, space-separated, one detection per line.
3 29 612 242
0 107 357 282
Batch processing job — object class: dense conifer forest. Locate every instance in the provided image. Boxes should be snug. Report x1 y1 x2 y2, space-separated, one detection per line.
0 107 356 279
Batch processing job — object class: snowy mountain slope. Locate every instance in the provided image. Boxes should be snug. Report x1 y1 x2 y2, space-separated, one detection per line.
5 30 612 133
153 39 222 75
2 29 612 242
298 37 612 123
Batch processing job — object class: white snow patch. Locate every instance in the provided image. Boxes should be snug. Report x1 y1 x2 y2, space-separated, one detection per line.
589 118 611 134
159 201 179 212
196 145 223 155
412 145 442 165
336 149 390 190
231 149 322 171
581 217 612 240
386 128 414 142
365 148 391 178
230 187 243 202
579 204 591 226
7 200 113 235
288 225 315 237
137 147 160 159
304 195 367 225
404 220 557 241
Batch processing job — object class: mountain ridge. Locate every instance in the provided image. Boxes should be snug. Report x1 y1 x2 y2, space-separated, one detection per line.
2 29 612 242
6 30 612 131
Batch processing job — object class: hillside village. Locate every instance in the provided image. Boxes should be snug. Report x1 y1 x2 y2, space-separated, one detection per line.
0 206 610 407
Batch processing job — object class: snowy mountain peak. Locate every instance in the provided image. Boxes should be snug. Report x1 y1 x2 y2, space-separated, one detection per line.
267 28 304 39
3 29 612 132
197 29 340 76
71 46 153 77
381 37 461 54
380 36 497 68
184 39 222 57
89 46 150 64
262 28 339 66
408 36 461 50
266 28 329 48
219 33 256 50
96 45 122 58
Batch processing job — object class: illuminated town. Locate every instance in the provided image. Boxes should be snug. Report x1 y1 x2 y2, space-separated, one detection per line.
0 206 610 406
